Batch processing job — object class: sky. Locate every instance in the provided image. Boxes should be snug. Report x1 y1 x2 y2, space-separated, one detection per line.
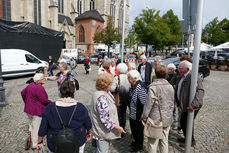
129 0 229 28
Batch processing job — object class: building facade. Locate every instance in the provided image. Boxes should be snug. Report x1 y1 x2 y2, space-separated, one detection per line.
0 0 129 51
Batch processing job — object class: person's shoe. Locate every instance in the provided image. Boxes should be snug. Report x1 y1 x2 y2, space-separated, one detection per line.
130 146 143 152
177 138 185 143
179 140 196 147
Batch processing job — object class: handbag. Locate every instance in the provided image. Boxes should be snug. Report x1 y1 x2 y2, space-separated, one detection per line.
144 86 163 139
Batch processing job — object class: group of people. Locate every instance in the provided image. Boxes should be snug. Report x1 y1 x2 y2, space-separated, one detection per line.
21 53 204 153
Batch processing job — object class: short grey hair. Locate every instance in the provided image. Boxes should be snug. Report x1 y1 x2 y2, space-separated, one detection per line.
128 62 136 70
103 58 111 67
168 63 176 70
59 62 69 70
127 70 142 81
117 63 128 74
33 73 44 82
180 60 192 71
154 56 162 62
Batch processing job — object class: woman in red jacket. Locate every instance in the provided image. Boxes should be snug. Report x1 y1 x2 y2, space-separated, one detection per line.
85 55 91 75
21 73 52 150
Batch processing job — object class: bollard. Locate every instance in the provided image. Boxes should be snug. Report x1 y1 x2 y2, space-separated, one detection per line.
44 66 48 77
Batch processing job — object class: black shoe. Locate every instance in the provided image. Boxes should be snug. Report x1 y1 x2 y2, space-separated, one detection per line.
177 138 185 143
179 140 196 148
130 146 143 152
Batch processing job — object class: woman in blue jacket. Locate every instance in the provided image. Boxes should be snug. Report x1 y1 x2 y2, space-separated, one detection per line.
37 80 92 153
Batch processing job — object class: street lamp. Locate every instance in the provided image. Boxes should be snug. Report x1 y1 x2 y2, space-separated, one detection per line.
0 49 7 106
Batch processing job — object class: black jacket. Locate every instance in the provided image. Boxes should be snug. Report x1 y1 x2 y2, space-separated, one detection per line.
138 62 152 86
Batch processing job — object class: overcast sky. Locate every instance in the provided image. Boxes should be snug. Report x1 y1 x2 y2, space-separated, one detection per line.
129 0 229 28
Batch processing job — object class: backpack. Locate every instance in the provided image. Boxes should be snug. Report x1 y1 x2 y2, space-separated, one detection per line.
54 104 79 153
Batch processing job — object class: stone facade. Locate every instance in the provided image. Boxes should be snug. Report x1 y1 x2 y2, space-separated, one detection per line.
0 0 129 50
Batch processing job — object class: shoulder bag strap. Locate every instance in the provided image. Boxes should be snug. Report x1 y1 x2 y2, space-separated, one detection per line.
67 104 78 127
156 86 163 122
55 104 65 129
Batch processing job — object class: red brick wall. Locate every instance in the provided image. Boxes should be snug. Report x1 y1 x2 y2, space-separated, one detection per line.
76 19 104 54
0 0 3 18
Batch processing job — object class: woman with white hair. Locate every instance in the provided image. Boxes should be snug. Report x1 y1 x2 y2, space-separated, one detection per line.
113 63 131 137
167 63 177 86
127 62 136 71
127 70 147 152
21 73 52 150
98 58 112 75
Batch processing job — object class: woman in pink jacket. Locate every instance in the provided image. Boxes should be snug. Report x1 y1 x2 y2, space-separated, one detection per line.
21 73 52 150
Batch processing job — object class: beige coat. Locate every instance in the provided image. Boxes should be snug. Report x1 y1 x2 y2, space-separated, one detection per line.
142 79 174 127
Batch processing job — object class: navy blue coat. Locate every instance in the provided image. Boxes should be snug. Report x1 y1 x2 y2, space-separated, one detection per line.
38 102 92 152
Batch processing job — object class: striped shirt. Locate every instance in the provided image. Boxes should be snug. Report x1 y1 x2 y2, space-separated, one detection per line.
129 81 147 120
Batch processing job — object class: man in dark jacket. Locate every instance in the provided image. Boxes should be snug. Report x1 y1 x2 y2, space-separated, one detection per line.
138 55 152 86
175 60 204 147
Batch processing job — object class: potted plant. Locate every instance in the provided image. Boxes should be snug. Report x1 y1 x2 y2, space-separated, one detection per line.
210 61 217 70
203 60 210 69
219 60 227 71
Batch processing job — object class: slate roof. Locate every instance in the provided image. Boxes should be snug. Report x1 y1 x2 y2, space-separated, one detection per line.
75 10 105 22
58 14 74 26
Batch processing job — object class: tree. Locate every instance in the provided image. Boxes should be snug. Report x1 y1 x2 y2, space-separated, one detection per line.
124 33 137 50
202 17 229 46
133 8 170 55
162 9 182 49
94 17 121 57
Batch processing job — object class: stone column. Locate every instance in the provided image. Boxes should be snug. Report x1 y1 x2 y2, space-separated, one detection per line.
49 0 58 31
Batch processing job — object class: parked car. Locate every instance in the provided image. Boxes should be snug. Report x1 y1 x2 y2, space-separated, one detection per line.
161 57 210 80
90 54 98 64
170 49 187 57
61 55 71 64
77 55 86 64
1 49 48 77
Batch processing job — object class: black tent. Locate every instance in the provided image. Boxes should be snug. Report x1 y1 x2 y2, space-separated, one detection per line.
0 19 64 62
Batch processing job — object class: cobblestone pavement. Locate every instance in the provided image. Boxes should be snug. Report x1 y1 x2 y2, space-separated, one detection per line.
0 65 228 153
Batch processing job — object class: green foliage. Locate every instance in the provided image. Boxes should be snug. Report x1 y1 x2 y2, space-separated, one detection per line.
125 33 137 49
93 17 121 48
219 60 227 65
202 17 229 46
162 9 182 47
133 8 181 51
211 61 217 65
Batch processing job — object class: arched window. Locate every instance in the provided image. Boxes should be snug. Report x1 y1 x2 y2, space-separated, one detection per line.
110 0 115 26
79 26 85 42
77 0 82 15
96 26 101 33
90 0 95 10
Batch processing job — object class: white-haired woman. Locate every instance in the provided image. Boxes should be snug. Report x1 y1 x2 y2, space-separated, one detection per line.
98 58 112 75
167 63 177 86
127 70 147 152
21 73 52 150
112 63 131 137
46 62 75 97
128 62 136 71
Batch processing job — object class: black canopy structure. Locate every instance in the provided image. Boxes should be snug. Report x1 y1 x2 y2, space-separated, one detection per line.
0 19 64 62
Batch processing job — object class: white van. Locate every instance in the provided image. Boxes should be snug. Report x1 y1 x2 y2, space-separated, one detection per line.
0 49 48 77
61 49 78 59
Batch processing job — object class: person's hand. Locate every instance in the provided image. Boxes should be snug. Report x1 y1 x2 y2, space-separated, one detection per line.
141 119 146 126
36 142 46 150
187 105 194 112
86 133 91 142
115 125 126 134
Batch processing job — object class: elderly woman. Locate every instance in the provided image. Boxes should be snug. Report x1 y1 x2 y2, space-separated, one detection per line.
21 73 52 150
90 73 125 153
141 65 174 153
38 80 92 153
167 63 177 86
110 58 119 76
98 58 112 75
112 63 131 137
127 62 136 71
46 62 75 97
127 70 147 152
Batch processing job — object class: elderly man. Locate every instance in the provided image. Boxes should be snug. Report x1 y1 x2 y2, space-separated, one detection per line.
175 60 204 147
138 55 152 86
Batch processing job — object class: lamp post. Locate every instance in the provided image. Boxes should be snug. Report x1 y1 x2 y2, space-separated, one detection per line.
0 49 7 106
121 0 126 63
